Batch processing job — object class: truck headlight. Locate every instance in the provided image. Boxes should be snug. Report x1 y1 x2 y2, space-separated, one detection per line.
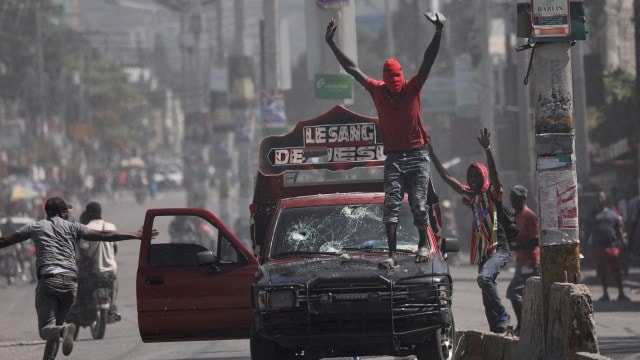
268 290 295 308
256 289 297 310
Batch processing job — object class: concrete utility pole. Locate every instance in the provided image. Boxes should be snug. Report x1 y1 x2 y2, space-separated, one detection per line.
636 0 640 195
170 1 212 209
515 3 600 357
532 40 580 329
35 1 46 137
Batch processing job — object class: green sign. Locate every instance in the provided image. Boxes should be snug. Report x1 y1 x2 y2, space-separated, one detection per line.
315 74 353 99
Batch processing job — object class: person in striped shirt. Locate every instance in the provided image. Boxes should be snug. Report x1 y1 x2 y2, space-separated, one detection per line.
428 128 511 333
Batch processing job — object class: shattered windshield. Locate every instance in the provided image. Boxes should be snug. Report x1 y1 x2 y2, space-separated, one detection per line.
269 203 422 259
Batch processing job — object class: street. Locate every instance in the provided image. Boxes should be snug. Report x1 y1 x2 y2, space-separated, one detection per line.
0 189 639 359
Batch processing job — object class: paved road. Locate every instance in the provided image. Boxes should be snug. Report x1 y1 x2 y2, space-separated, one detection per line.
0 189 639 359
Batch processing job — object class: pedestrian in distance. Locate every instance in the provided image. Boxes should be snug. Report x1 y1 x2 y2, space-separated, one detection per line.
325 10 445 269
505 185 540 336
78 201 121 319
428 128 512 333
585 190 630 302
0 197 158 359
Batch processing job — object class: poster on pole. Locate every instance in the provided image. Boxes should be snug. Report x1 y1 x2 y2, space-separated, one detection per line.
538 168 578 231
531 0 571 38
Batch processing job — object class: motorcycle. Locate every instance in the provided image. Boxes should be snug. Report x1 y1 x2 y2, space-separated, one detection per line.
0 216 38 284
134 185 148 205
0 247 20 285
67 273 120 340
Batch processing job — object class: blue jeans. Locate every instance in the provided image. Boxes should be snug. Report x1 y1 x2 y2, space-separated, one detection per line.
506 265 539 303
383 149 430 229
476 250 510 330
35 277 77 360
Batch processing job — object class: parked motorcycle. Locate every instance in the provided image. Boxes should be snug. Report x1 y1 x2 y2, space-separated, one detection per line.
67 273 120 340
0 247 20 285
0 216 37 284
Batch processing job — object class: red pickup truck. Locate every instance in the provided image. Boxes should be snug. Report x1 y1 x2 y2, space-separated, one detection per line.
135 106 459 360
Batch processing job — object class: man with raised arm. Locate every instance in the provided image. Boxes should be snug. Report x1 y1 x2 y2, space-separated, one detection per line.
0 197 157 359
325 11 445 269
428 129 512 333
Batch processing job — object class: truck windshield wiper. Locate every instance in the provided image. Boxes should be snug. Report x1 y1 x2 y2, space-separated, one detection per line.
273 251 341 259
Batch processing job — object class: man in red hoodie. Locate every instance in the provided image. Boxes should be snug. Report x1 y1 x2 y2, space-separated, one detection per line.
325 11 444 269
429 129 512 334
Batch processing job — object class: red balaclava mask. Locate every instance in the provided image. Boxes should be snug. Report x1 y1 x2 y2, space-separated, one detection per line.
465 162 490 193
383 58 404 93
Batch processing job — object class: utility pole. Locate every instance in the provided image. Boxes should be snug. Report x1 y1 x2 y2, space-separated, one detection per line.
476 0 494 137
166 1 211 209
35 1 46 138
635 0 640 195
514 3 599 357
532 41 580 329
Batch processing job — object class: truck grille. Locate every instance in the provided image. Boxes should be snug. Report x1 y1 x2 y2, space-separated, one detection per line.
294 278 447 336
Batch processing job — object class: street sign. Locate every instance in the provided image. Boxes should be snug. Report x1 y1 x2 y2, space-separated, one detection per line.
531 0 571 38
517 0 586 42
260 90 287 136
314 74 353 100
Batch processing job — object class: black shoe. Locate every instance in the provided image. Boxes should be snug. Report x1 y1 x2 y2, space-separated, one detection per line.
109 310 122 322
617 293 631 302
62 323 76 356
598 294 610 302
491 314 510 334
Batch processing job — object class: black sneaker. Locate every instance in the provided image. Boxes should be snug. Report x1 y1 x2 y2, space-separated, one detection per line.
62 323 76 356
598 294 610 302
491 314 510 334
617 293 631 302
109 309 122 322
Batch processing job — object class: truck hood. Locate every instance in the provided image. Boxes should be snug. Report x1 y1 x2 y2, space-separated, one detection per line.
257 254 451 285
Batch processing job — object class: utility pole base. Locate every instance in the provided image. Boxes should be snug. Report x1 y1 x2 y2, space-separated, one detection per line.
546 282 599 359
515 276 600 360
541 243 581 289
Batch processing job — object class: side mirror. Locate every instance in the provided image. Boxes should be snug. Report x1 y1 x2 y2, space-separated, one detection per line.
441 237 460 253
196 250 216 266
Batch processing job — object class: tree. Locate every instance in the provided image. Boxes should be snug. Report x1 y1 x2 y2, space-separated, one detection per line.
0 1 85 121
590 69 638 147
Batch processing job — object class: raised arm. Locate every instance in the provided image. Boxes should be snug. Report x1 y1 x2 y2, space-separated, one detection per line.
0 232 28 249
416 12 444 87
325 19 367 87
427 142 465 194
477 128 500 186
82 228 159 242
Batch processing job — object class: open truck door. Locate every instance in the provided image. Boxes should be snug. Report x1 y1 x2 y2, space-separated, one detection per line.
137 208 258 342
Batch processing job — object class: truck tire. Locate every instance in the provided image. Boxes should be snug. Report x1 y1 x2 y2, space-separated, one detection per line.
417 307 455 360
